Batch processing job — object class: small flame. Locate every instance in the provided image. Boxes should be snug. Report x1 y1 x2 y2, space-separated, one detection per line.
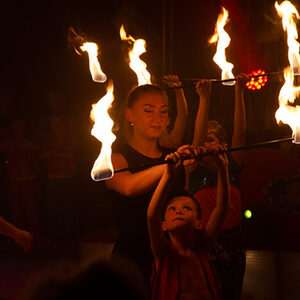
209 7 235 86
90 81 116 181
120 25 151 85
80 42 107 83
275 1 300 143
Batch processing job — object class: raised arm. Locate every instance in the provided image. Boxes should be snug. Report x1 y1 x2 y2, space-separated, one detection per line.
147 151 182 267
159 75 188 148
105 152 166 197
231 73 248 166
192 80 211 147
184 80 211 183
204 145 230 242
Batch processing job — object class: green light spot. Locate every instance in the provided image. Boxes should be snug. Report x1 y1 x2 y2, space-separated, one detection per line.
244 210 252 219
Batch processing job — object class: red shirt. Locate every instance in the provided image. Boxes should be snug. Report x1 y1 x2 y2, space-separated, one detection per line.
194 184 242 230
150 241 221 300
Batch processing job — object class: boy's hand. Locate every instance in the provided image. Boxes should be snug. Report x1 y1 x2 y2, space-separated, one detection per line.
165 144 196 175
210 144 229 170
165 151 182 176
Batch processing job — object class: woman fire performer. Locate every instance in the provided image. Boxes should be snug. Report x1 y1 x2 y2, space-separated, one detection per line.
105 76 187 284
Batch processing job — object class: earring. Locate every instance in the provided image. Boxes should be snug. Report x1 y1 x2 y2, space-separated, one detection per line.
130 122 133 126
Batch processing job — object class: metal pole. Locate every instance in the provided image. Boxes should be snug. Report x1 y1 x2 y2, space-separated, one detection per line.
114 137 294 173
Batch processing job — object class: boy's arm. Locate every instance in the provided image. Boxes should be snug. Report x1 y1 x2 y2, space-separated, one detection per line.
203 147 230 243
147 151 183 268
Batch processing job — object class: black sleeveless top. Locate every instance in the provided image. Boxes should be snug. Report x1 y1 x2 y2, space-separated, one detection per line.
107 143 185 280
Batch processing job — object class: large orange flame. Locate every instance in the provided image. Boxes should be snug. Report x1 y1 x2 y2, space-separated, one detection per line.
90 81 116 181
209 7 235 86
275 1 300 143
80 42 107 83
120 25 151 85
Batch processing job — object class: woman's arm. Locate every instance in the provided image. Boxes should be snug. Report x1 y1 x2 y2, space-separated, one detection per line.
105 153 166 197
184 80 211 180
192 80 211 147
231 73 248 166
159 75 188 148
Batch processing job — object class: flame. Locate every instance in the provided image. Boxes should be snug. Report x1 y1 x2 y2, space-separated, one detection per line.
90 81 116 181
80 42 107 83
120 25 151 85
209 7 235 86
275 1 300 143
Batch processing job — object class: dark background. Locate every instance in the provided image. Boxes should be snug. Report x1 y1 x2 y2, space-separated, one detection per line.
0 0 300 250
0 0 294 141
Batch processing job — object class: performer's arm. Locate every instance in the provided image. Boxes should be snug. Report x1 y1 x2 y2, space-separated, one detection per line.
105 153 166 197
159 75 188 148
231 73 248 166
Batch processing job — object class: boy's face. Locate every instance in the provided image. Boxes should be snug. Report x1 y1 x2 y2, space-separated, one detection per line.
162 196 202 232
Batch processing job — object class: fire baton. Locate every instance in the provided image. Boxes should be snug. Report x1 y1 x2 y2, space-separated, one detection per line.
113 137 294 174
168 71 285 89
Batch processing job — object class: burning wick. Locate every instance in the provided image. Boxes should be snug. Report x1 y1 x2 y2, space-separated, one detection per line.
275 1 300 144
120 25 151 86
209 7 235 86
68 27 107 83
90 81 116 181
80 42 107 83
69 27 115 180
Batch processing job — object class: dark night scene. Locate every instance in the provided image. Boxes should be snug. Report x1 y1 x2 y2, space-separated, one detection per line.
0 0 300 299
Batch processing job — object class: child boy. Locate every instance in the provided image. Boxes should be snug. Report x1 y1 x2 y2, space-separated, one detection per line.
147 145 229 300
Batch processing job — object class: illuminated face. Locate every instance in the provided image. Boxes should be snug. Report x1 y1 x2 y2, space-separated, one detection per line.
162 196 201 233
126 92 170 140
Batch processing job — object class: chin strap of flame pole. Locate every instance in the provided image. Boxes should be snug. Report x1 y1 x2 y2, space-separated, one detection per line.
113 137 294 174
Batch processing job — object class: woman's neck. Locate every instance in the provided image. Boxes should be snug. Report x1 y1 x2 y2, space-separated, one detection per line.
128 136 162 158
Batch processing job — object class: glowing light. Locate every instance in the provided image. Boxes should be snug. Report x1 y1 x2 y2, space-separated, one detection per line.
275 1 300 144
90 81 116 181
209 7 235 86
120 25 151 86
244 210 252 219
245 69 268 90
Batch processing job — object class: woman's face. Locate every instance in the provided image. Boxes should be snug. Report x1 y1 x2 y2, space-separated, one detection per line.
126 92 170 140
